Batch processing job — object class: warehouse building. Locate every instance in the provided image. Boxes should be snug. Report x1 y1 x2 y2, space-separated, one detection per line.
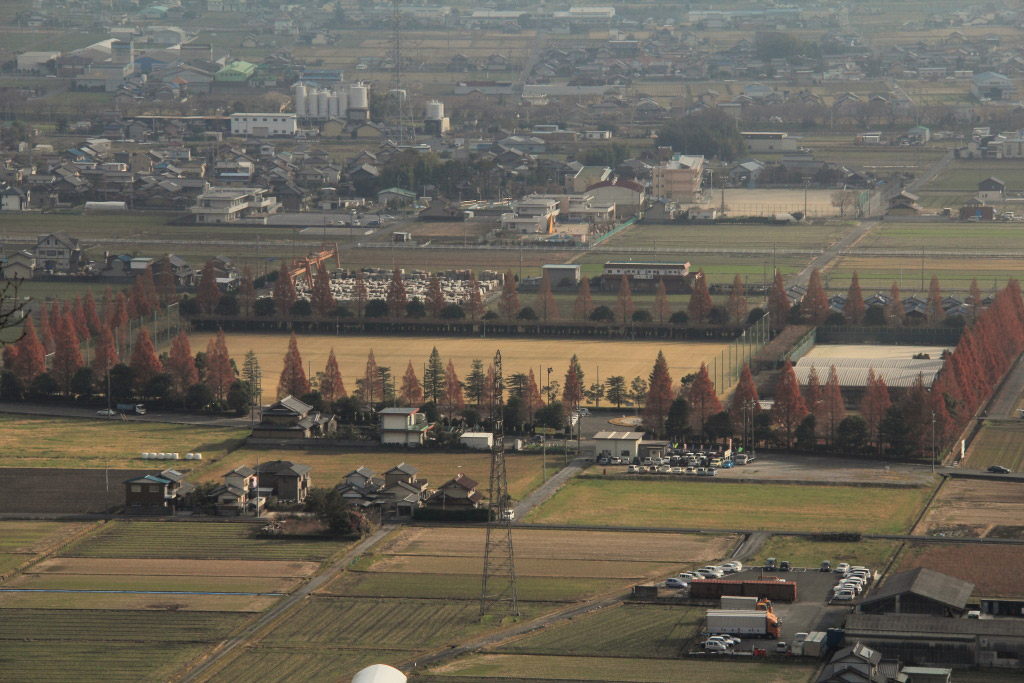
844 613 1024 668
858 568 973 617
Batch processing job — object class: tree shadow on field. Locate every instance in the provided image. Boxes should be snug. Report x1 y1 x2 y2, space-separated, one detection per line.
189 435 248 458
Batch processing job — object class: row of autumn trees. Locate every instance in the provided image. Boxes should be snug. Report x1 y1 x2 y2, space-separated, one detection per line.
766 266 983 330
190 261 756 328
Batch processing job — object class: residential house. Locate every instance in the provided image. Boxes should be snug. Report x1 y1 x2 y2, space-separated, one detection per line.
252 395 336 439
151 253 195 288
255 460 312 503
1 187 30 211
380 407 431 447
815 642 887 683
124 468 195 515
977 176 1005 201
33 232 82 273
2 250 35 280
886 191 920 216
376 463 430 516
191 187 280 224
423 473 484 510
211 465 262 515
971 71 1015 100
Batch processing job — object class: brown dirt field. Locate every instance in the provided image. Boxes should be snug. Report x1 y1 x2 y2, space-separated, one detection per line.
343 246 574 271
382 527 738 564
914 480 1024 537
28 557 320 578
370 554 667 579
0 521 94 555
0 591 275 612
897 544 1024 598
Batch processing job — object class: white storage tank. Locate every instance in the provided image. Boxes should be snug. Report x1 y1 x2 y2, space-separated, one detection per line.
334 91 347 119
292 82 307 117
307 89 319 118
327 92 339 119
318 90 330 120
426 100 444 120
349 85 369 110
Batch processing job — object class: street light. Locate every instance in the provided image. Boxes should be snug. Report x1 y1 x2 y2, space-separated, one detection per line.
546 367 553 403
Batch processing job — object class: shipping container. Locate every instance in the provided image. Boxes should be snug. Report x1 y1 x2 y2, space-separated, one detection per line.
721 596 759 610
706 610 781 638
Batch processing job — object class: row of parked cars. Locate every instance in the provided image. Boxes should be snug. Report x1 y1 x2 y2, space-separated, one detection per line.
665 561 744 588
832 564 874 602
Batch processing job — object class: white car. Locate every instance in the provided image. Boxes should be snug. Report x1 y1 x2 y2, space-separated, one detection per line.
665 577 686 588
712 634 741 646
835 562 850 574
678 572 700 581
96 408 117 416
834 589 856 601
703 640 729 653
721 561 743 573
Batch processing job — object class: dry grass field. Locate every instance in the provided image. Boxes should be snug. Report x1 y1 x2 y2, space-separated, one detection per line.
0 590 278 612
913 480 1024 537
0 521 94 576
896 544 1024 598
188 332 729 402
826 255 1024 293
964 421 1024 472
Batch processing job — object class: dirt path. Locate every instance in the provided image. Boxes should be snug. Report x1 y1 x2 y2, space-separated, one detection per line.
513 456 588 519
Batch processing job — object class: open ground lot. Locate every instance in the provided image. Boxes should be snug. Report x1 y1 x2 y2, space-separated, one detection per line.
418 654 817 682
188 332 730 403
603 222 846 251
825 255 1024 293
895 543 1024 598
964 421 1024 472
0 414 248 469
526 479 934 534
701 188 845 218
854 223 1024 252
0 468 157 514
913 479 1024 537
0 609 250 682
751 537 902 571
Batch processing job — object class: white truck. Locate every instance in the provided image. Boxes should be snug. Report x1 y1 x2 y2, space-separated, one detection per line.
706 610 781 639
721 596 759 610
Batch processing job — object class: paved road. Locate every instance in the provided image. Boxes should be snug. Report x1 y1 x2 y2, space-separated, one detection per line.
0 401 251 428
179 525 397 683
984 354 1024 419
788 220 877 288
513 456 589 519
730 532 768 561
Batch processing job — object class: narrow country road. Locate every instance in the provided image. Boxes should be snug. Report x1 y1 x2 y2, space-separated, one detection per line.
513 456 589 519
983 354 1024 419
177 525 397 683
787 220 877 288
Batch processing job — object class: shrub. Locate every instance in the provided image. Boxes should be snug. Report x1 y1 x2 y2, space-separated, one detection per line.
253 297 275 317
670 310 689 325
632 309 652 323
590 305 615 322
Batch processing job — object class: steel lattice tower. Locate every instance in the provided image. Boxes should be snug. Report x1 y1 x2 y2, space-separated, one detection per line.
480 350 519 618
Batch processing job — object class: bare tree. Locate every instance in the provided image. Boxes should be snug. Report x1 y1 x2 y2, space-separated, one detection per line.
0 280 28 345
831 190 855 218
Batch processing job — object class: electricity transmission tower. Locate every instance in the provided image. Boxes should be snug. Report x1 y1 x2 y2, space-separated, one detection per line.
389 0 407 145
480 350 519 618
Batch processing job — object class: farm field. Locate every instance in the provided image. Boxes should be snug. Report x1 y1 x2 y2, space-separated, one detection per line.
923 160 1024 192
750 537 901 571
187 332 730 403
526 479 934 534
420 654 816 683
0 590 277 612
853 223 1024 252
603 222 846 251
964 421 1024 472
207 449 558 501
895 543 1024 598
0 414 248 469
0 467 158 514
0 521 93 576
825 255 1024 293
59 520 348 562
497 604 702 658
913 479 1024 537
6 569 300 595
0 609 249 682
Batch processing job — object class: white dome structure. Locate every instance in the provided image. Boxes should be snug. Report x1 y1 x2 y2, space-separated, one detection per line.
351 664 407 683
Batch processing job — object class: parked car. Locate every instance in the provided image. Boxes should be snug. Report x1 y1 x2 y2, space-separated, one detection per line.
678 572 700 581
835 562 850 574
820 561 831 573
775 641 788 654
665 577 687 588
627 464 639 473
721 561 743 573
988 465 1011 474
96 408 117 416
712 634 741 646
704 640 729 653
684 466 697 475
779 560 791 571
834 589 856 601
670 467 684 475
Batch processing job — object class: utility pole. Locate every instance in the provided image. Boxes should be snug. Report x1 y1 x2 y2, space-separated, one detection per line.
931 411 936 474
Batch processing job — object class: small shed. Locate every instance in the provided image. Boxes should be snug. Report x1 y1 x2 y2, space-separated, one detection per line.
593 431 644 460
460 432 494 450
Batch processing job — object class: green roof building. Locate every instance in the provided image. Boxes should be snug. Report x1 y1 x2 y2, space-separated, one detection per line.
215 60 257 82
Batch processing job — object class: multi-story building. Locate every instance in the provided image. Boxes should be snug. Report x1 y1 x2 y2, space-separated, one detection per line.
33 232 82 273
229 113 298 137
191 187 280 223
652 154 705 202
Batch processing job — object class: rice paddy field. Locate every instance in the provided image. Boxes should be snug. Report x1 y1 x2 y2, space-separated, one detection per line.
913 479 1024 538
187 332 730 403
825 255 1024 293
853 223 1024 252
0 521 94 577
527 479 935 535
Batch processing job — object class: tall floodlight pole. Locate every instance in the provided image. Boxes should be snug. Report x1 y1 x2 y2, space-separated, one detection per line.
480 350 519 618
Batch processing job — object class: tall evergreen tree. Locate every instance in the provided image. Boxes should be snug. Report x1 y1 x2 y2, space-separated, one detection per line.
729 363 760 428
616 274 634 323
525 368 544 420
272 263 297 316
205 329 235 401
843 271 866 324
423 347 445 403
822 365 846 446
277 332 310 399
130 274 153 318
535 271 559 322
82 290 103 336
320 348 346 403
197 261 222 315
726 274 747 326
653 279 672 325
51 313 83 395
129 328 163 390
465 271 484 319
562 355 583 414
687 269 714 325
771 360 807 447
465 359 486 406
805 365 823 431
400 360 423 405
424 273 445 318
804 268 830 324
352 270 369 318
386 268 408 318
499 270 521 320
642 350 674 435
886 281 905 325
360 350 382 404
12 317 45 384
311 266 335 317
441 359 464 415
71 296 90 340
861 368 891 452
156 255 178 306
237 266 256 316
91 324 120 382
767 269 789 331
164 331 197 398
574 278 594 321
605 375 628 408
688 362 722 437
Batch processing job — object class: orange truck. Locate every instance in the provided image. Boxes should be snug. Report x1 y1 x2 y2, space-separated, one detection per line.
706 610 782 639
